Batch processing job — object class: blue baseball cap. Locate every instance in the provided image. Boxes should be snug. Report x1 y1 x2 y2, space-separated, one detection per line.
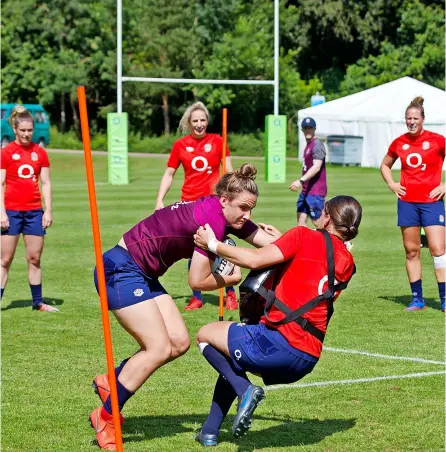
301 117 316 129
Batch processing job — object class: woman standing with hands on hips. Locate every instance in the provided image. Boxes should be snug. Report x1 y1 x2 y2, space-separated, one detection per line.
155 102 238 311
380 96 445 312
1 106 55 312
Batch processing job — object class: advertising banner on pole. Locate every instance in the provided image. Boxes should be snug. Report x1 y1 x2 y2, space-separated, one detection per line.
265 115 287 183
107 113 129 185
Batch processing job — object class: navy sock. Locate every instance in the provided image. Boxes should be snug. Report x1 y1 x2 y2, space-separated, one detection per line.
202 375 237 436
225 286 235 294
202 345 251 398
103 378 134 414
438 282 445 301
1 288 4 299
410 280 423 300
115 358 130 379
192 289 203 300
30 284 43 306
188 259 202 300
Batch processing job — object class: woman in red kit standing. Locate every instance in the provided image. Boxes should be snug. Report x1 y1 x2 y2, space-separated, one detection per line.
155 102 238 311
1 106 56 312
381 96 445 312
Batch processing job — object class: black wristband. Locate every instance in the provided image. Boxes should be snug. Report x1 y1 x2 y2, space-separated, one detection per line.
299 178 305 184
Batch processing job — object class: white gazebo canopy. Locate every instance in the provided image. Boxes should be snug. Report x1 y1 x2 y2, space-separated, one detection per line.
297 77 446 168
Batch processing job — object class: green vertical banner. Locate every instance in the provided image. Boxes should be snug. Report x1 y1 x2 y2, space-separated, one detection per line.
107 113 129 185
265 115 287 183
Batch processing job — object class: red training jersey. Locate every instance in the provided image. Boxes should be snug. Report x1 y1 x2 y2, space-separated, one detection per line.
1 142 50 210
387 130 445 203
261 227 355 358
167 134 230 201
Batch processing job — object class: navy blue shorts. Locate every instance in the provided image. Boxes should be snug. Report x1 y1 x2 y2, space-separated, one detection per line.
1 209 46 236
94 245 167 310
397 199 445 227
227 322 318 385
297 193 325 220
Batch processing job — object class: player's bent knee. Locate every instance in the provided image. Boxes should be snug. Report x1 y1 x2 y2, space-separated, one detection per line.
196 324 213 343
143 341 172 364
26 255 41 266
405 250 420 260
171 334 190 357
433 253 446 269
1 256 14 268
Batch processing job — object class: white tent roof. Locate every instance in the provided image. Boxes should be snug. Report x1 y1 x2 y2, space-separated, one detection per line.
297 77 446 168
299 77 446 124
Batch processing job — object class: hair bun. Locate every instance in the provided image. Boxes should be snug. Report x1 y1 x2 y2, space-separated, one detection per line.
237 163 257 179
411 96 424 107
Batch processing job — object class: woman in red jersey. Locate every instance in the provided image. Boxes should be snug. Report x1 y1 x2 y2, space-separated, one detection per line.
381 97 445 312
155 102 238 311
0 106 56 312
192 195 362 446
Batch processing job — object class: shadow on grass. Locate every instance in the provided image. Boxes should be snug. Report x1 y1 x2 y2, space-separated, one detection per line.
378 295 441 311
1 297 64 311
122 414 356 449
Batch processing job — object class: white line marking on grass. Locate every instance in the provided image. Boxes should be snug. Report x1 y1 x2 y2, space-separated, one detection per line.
324 347 446 366
265 371 446 391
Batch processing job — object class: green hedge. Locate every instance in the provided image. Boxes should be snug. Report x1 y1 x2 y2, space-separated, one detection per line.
48 127 298 157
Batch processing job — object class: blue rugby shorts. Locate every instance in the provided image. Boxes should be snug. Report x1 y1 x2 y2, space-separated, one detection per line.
227 322 318 385
397 199 445 227
94 245 167 310
1 209 46 236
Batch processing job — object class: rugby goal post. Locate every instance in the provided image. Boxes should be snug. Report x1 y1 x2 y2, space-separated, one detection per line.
109 0 285 184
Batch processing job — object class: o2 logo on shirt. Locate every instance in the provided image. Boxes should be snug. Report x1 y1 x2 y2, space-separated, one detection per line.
318 275 339 296
191 156 212 174
17 164 37 181
406 153 426 171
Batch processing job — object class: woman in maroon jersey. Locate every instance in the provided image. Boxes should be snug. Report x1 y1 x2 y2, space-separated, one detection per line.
0 106 55 312
380 96 445 312
193 195 362 446
155 101 238 311
89 164 279 450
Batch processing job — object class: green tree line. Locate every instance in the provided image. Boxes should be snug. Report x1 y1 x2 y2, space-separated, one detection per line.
1 0 444 136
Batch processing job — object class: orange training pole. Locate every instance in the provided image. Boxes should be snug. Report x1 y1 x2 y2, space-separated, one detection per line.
77 86 124 452
219 108 228 321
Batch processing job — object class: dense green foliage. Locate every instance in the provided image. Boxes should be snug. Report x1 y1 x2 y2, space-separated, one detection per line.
1 0 444 135
2 153 445 451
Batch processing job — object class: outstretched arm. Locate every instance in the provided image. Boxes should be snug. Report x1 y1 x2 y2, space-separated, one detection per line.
224 156 233 173
194 224 285 270
1 169 8 230
155 167 177 210
242 222 282 248
40 167 52 229
290 159 323 192
188 250 242 291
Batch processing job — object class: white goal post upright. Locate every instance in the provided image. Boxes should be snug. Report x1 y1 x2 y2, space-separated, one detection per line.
116 0 280 114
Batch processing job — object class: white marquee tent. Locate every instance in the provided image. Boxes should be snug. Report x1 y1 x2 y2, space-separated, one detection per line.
297 77 446 168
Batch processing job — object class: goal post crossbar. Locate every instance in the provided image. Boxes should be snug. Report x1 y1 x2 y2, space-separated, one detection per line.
122 77 275 86
117 0 280 114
